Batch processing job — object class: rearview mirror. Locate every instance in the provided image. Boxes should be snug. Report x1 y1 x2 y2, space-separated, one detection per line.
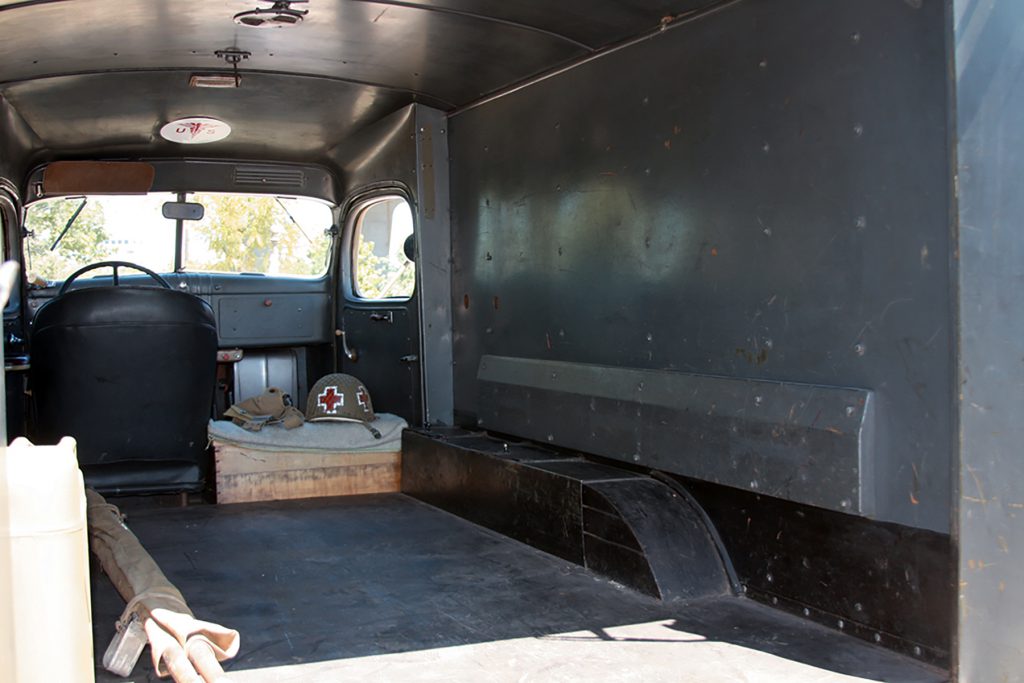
162 201 204 221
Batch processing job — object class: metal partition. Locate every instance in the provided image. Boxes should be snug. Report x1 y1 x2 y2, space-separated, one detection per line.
449 0 952 534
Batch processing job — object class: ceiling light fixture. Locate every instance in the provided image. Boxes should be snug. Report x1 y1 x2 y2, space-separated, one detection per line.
189 73 240 88
234 0 309 28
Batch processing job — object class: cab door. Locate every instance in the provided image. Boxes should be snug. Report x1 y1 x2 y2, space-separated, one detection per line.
338 192 421 424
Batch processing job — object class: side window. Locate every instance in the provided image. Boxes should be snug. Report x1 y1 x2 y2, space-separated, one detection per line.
352 196 415 299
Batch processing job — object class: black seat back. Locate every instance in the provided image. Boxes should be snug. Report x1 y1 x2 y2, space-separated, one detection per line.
30 286 217 494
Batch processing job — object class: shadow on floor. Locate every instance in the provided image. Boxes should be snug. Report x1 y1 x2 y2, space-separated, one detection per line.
91 494 944 682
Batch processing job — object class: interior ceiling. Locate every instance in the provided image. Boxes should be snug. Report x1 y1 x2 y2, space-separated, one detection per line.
0 0 709 167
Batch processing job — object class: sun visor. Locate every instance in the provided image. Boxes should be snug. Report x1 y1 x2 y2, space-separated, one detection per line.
42 161 155 196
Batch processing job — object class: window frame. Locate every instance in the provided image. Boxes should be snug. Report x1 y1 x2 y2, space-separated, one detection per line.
344 191 416 303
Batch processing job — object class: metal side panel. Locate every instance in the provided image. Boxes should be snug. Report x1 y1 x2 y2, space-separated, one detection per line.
448 0 951 533
232 350 299 405
215 292 328 346
477 355 875 516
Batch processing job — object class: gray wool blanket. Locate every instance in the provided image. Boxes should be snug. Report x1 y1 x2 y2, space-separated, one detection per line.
208 413 406 453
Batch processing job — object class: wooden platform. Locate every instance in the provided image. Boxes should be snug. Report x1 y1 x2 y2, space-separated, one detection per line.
213 442 401 504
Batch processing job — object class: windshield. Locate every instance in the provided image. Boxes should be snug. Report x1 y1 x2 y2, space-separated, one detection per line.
23 192 333 283
24 193 176 282
181 194 331 276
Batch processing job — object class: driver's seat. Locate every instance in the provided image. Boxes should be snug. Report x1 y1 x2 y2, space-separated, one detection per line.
30 285 217 494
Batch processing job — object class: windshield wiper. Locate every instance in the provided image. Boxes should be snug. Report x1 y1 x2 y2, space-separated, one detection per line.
49 197 87 252
275 197 314 244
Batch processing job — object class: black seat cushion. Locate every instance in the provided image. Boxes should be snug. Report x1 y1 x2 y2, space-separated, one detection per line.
31 286 217 494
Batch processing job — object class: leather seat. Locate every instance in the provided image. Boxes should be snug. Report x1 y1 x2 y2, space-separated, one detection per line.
30 286 217 494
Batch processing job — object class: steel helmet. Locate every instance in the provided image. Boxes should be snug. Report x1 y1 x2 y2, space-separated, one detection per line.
305 373 377 423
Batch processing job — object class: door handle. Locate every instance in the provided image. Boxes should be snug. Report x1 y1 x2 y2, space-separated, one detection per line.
369 311 393 323
400 354 419 363
336 329 358 362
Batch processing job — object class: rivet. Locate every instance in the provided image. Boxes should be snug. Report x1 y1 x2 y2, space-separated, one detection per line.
854 602 863 611
853 343 866 356
803 607 811 616
913 646 922 656
766 573 773 583
846 406 856 416
646 332 653 342
762 142 771 153
758 58 768 69
851 31 861 44
874 633 882 643
838 619 845 629
853 123 864 137
547 434 554 442
771 596 778 604
754 395 763 406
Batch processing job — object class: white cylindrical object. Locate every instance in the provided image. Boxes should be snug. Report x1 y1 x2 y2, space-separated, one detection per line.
0 436 94 682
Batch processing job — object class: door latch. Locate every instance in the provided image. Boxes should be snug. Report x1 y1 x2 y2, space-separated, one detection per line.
369 311 394 323
400 354 419 363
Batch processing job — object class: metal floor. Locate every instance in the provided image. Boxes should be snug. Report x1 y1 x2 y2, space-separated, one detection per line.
91 494 946 682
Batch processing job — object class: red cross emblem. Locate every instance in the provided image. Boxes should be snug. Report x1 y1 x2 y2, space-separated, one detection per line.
317 386 343 413
356 386 369 411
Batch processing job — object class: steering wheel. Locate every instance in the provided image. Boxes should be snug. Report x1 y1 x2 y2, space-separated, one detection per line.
58 260 172 296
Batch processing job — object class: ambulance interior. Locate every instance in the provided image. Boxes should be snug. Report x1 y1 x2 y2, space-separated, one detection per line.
0 1 1018 682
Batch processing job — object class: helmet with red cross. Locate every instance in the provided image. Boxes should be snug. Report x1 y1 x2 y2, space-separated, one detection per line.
305 373 377 423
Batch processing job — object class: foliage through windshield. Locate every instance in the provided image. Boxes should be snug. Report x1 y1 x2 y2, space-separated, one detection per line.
183 194 330 275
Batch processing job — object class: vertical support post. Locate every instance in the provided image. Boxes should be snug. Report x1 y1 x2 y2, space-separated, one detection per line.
953 1 1024 679
414 105 454 426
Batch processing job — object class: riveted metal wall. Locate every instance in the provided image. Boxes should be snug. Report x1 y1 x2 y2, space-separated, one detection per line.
953 0 1024 679
449 0 952 533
